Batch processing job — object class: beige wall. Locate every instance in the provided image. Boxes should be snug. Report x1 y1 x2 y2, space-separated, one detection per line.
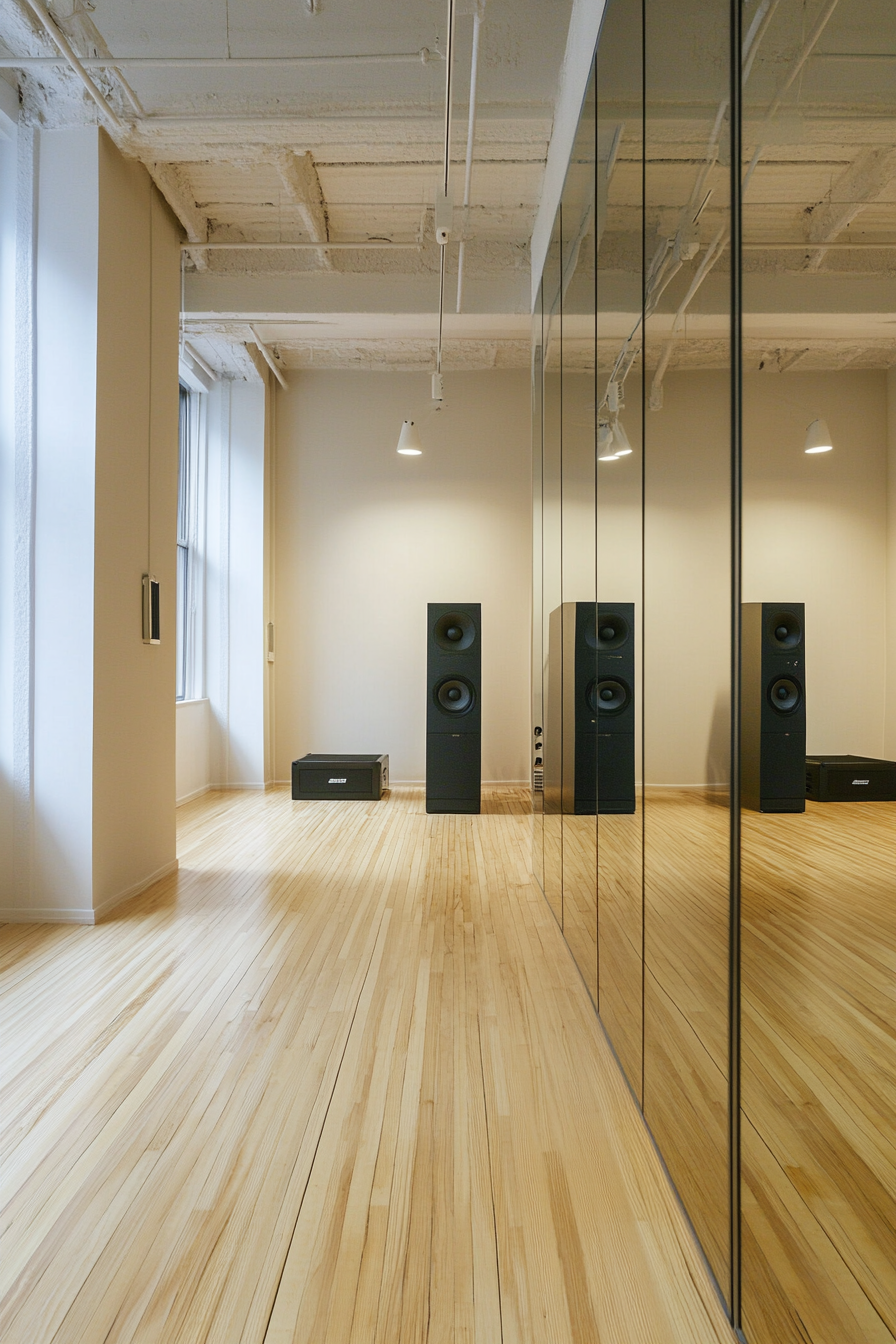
273 371 532 783
92 136 180 913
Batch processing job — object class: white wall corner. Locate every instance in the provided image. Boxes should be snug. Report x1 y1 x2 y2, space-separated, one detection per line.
530 0 607 308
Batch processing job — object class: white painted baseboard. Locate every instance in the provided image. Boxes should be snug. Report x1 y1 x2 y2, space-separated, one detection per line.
0 858 179 926
94 859 180 922
273 778 531 788
0 906 96 925
176 783 212 806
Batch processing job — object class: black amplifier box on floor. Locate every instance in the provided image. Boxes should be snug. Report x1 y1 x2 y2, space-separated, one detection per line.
805 755 896 803
291 754 389 801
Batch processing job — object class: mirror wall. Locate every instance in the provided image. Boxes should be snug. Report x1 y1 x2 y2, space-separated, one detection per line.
642 0 734 1299
531 1 895 1339
739 2 896 1341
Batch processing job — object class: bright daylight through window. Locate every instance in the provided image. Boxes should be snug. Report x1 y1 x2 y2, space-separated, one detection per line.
176 384 195 702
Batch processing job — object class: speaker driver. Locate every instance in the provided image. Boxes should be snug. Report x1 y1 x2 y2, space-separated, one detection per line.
436 677 475 714
434 611 476 651
591 678 630 714
596 614 629 650
768 611 802 649
768 676 802 714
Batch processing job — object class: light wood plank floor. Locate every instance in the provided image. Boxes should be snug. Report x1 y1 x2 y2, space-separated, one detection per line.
0 786 737 1344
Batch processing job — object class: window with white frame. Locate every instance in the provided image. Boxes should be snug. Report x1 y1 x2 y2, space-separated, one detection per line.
176 384 199 701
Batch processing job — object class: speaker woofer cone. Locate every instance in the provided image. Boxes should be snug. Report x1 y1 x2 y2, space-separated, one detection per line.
590 677 631 715
596 613 629 650
767 610 802 649
436 677 475 714
434 611 476 651
768 676 802 714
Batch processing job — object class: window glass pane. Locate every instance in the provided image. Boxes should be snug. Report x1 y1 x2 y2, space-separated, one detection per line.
176 385 192 701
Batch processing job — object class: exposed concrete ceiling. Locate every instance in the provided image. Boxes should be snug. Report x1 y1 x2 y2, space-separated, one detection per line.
2 0 895 379
0 0 569 376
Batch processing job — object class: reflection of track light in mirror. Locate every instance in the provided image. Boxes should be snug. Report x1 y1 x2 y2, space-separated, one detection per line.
804 417 833 454
597 421 618 461
612 419 632 456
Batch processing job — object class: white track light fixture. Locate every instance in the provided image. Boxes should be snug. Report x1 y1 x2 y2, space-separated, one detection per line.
397 420 423 455
804 417 833 454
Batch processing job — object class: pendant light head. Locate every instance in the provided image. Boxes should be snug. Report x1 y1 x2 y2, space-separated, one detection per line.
397 420 423 455
597 421 618 461
804 417 833 454
612 418 633 456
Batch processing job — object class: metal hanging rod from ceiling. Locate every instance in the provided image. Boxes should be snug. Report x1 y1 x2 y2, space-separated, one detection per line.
0 50 443 68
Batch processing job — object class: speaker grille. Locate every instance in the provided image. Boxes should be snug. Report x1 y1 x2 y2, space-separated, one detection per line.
767 610 802 649
768 676 802 714
435 677 475 715
596 613 629 650
590 677 631 715
434 611 476 651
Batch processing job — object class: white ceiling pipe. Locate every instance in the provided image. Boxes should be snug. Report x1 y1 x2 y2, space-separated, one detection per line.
248 325 289 390
0 50 443 68
16 0 126 130
766 0 841 122
746 0 842 191
456 1 485 313
182 341 217 381
435 0 457 381
181 240 421 251
743 240 896 249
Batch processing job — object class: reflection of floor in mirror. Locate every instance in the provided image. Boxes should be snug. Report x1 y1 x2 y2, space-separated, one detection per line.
741 799 896 1344
561 813 598 1000
598 806 644 1101
0 786 739 1344
641 788 733 1299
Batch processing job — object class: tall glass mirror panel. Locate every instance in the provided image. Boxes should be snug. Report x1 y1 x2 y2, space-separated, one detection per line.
560 71 598 1001
594 0 645 1100
642 0 733 1301
739 2 896 1340
542 210 564 926
532 284 545 894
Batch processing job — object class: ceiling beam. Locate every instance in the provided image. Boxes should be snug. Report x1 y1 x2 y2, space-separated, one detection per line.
271 150 334 271
147 161 209 271
805 146 896 270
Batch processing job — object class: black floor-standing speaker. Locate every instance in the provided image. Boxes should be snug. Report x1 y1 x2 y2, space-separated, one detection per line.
426 602 481 814
741 602 806 812
560 601 636 814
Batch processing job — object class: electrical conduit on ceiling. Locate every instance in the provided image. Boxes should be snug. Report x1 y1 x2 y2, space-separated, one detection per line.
456 0 486 313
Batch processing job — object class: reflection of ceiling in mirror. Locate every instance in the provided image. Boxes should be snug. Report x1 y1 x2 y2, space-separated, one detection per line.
594 0 896 371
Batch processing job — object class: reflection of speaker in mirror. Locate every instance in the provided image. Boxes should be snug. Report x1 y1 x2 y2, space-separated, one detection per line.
741 602 806 812
552 601 636 815
426 602 481 814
